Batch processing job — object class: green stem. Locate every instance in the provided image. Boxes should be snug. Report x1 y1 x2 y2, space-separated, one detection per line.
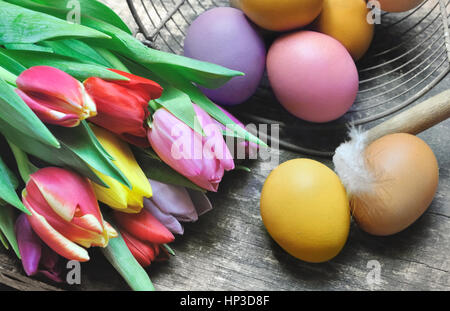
7 141 37 183
94 47 130 73
0 66 17 86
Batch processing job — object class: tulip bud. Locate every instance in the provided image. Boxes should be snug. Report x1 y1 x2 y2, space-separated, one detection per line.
90 125 152 213
84 69 163 147
147 105 235 192
114 208 173 267
113 209 174 245
23 167 117 262
144 179 213 235
16 66 96 127
15 214 64 282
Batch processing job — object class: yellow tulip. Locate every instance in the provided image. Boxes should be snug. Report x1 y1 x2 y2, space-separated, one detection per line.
90 125 152 213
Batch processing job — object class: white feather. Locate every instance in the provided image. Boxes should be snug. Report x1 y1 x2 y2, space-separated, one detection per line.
333 126 375 196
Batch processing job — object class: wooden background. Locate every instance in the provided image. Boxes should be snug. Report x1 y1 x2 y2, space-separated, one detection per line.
0 0 449 291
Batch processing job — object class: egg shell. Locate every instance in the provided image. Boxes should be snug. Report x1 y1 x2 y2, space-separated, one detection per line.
238 0 324 32
260 159 350 263
184 7 266 106
352 133 439 236
378 0 424 12
267 31 359 122
313 0 374 60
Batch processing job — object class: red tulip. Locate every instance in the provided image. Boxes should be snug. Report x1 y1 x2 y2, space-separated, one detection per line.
22 167 117 262
113 209 173 267
84 69 163 147
16 66 96 127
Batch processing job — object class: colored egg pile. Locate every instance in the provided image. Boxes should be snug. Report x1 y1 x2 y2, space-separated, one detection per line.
184 0 431 263
183 0 378 122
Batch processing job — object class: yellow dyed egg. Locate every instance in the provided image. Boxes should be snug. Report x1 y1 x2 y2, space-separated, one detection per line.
236 0 324 32
260 159 350 263
313 0 374 60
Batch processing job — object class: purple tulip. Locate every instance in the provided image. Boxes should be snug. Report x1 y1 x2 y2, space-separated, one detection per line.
147 104 235 192
15 214 63 283
144 179 213 235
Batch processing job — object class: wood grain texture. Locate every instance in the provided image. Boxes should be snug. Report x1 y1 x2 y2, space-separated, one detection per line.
366 90 450 144
0 0 448 291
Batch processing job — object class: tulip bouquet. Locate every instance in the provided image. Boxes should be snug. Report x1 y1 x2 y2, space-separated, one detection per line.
0 0 264 290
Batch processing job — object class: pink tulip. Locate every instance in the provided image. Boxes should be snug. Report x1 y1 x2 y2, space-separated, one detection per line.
147 104 235 192
22 167 117 262
16 66 97 127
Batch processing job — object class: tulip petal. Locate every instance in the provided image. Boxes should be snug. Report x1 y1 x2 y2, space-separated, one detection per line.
84 73 159 144
15 89 82 127
148 179 197 222
15 214 41 276
24 180 108 249
90 125 152 213
114 209 174 244
24 199 90 262
144 198 184 235
108 69 163 101
193 104 235 171
121 230 154 267
30 167 103 228
16 66 85 114
149 108 204 176
187 189 213 218
39 245 64 283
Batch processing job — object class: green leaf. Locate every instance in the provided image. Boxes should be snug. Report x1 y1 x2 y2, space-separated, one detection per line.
0 77 59 148
162 244 175 256
0 49 26 75
101 229 155 291
50 121 131 189
0 231 8 249
94 48 129 72
0 120 129 188
0 155 29 214
81 18 243 89
37 0 132 34
133 147 206 192
0 1 110 44
0 204 21 258
0 120 106 186
42 40 111 67
1 49 127 81
5 43 53 53
121 58 202 135
147 65 267 146
3 0 243 88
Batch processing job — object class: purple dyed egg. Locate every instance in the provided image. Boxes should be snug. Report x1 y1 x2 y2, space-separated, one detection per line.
184 7 266 106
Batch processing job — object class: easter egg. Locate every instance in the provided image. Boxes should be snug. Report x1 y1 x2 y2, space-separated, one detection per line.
313 0 374 60
260 159 350 263
184 7 266 106
267 31 359 122
352 133 439 236
378 0 424 12
236 0 324 32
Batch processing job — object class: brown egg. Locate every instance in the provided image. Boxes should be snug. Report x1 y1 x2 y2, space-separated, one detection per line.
352 133 439 236
377 0 424 13
313 0 374 60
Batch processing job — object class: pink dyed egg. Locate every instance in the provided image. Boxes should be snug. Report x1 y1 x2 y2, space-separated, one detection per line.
267 31 359 123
